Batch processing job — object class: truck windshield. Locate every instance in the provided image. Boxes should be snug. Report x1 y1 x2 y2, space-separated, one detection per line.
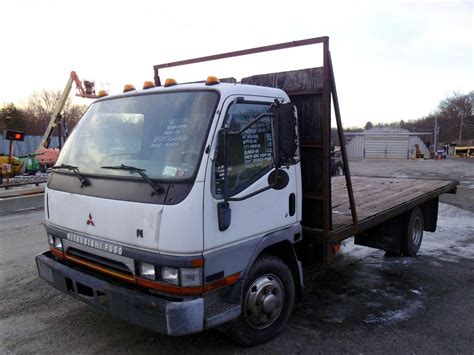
56 91 218 180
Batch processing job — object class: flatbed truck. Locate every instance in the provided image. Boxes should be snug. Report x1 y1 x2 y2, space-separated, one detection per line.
36 37 457 345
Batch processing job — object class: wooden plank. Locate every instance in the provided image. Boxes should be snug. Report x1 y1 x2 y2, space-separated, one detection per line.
332 178 388 210
331 176 455 231
241 67 324 92
350 180 449 208
333 177 450 206
331 176 371 193
330 180 458 242
355 185 445 215
333 181 452 223
336 180 449 215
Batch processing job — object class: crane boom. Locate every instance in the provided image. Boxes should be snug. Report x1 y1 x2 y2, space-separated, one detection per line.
38 71 100 150
38 74 75 149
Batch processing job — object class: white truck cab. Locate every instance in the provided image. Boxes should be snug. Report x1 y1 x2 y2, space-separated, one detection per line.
37 79 303 345
36 37 457 345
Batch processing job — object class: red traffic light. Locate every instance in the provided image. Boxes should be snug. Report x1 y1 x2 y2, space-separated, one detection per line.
5 130 25 141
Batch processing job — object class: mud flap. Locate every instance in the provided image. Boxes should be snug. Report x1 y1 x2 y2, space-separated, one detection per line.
354 215 403 254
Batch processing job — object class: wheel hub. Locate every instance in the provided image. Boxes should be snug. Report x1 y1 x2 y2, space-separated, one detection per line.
244 274 284 329
262 294 277 313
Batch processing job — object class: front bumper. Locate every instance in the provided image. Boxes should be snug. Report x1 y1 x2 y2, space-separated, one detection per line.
36 251 207 335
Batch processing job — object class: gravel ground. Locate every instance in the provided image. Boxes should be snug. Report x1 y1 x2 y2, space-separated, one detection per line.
0 159 473 353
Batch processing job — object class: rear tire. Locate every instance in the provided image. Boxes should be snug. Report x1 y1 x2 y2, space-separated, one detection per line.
402 207 424 256
331 161 344 176
226 255 295 346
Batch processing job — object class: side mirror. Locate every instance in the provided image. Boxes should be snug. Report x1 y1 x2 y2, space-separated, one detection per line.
272 103 299 168
217 202 231 231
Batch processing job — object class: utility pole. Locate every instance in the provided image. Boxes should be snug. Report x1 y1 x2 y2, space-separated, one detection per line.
458 112 464 143
434 116 438 151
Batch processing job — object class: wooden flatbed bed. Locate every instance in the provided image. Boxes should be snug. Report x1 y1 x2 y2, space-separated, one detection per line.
232 43 459 263
330 176 458 242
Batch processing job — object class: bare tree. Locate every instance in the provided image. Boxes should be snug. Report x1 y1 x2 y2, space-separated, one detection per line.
24 89 87 135
437 92 472 143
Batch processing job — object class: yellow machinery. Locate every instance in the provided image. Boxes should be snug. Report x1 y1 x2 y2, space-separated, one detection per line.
454 146 474 158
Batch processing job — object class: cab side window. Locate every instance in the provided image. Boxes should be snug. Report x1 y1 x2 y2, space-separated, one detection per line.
215 102 273 195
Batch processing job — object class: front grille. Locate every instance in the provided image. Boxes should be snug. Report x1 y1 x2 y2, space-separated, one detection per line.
66 248 133 276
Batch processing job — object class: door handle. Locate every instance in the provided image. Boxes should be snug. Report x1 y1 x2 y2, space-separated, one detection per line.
289 193 295 216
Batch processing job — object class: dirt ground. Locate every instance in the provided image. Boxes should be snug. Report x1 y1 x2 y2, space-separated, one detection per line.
0 158 473 353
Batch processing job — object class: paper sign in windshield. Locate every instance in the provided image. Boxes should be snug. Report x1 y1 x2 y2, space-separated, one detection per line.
162 166 178 177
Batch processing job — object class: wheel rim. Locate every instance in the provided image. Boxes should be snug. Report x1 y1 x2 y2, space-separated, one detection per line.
412 216 422 246
244 274 285 329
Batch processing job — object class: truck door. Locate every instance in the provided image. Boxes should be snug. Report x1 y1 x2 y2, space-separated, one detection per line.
203 95 299 253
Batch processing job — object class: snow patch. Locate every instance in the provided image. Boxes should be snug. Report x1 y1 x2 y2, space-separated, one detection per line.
341 203 474 263
421 204 474 262
363 300 422 324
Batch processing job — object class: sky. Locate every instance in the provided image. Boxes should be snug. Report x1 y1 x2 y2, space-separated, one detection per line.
0 0 472 128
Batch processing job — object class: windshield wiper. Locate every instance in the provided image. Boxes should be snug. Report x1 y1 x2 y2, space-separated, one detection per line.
101 164 165 195
51 164 90 188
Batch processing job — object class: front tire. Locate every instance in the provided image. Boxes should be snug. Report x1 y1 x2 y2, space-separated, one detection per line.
227 255 295 346
402 207 424 256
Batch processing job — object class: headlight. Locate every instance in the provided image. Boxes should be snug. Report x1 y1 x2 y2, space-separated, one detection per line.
137 263 203 288
180 268 203 287
47 234 54 246
53 236 63 249
162 266 179 285
138 262 156 280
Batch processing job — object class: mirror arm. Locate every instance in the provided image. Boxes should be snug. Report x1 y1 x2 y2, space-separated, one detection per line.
221 103 279 201
222 111 274 199
222 129 230 199
226 183 275 202
272 106 281 168
220 99 242 200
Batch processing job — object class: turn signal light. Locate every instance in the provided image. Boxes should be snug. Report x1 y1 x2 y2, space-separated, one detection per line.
164 78 177 87
123 84 136 93
205 76 220 85
143 81 155 90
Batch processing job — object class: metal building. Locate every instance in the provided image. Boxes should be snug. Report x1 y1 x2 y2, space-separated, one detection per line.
345 127 431 159
1 135 59 156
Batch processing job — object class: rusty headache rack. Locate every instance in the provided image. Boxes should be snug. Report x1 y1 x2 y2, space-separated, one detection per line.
153 36 358 244
152 37 458 264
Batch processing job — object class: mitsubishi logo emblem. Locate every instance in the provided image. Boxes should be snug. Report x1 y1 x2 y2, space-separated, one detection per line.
86 213 95 226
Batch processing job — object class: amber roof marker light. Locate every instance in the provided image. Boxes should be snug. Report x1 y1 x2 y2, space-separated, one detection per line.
205 76 220 86
143 81 155 90
164 78 178 87
97 90 108 98
123 84 136 93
